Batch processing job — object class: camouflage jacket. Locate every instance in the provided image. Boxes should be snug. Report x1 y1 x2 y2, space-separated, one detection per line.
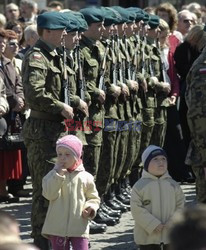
185 47 206 167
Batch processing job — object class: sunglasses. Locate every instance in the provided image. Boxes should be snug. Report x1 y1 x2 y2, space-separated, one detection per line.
8 42 18 46
183 19 193 23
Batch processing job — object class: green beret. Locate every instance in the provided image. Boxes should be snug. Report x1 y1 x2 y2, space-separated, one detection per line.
61 11 88 32
111 6 136 24
80 6 104 25
102 7 123 26
142 11 149 25
71 12 88 32
37 11 68 30
127 7 144 22
148 14 160 29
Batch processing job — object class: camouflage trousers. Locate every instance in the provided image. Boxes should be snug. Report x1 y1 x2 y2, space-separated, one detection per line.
120 116 142 179
23 118 66 238
95 129 117 196
133 108 155 167
192 166 206 203
113 127 129 184
150 106 167 147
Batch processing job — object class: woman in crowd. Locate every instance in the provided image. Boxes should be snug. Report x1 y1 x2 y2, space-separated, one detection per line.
0 28 24 202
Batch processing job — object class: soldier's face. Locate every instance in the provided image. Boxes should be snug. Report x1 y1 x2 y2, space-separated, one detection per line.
65 31 78 50
125 22 135 37
102 25 113 38
89 22 105 40
47 29 66 47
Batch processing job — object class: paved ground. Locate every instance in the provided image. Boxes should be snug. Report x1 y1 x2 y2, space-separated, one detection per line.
0 179 196 250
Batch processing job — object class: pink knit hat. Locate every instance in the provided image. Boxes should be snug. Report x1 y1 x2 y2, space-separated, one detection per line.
56 135 83 160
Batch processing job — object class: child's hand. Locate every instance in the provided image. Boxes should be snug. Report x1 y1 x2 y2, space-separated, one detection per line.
153 224 164 233
82 207 95 219
54 162 67 176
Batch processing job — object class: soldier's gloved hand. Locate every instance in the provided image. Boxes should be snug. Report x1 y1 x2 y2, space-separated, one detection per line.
121 83 130 97
127 80 139 91
150 76 159 87
98 90 106 104
61 104 74 119
162 82 171 94
78 99 89 117
112 86 121 98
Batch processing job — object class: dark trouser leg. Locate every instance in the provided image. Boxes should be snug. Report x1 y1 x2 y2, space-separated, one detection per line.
192 166 206 203
96 130 117 197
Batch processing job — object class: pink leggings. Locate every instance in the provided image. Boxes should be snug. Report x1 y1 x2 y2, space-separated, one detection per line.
50 236 89 250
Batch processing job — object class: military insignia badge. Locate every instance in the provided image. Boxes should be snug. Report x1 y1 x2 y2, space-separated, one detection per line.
33 53 42 60
143 200 151 206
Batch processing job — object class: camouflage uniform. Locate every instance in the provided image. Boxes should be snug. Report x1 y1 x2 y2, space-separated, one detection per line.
22 39 67 241
79 35 105 178
185 46 206 203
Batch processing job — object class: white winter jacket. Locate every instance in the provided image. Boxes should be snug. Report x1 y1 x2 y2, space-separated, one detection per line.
130 170 185 245
42 164 100 239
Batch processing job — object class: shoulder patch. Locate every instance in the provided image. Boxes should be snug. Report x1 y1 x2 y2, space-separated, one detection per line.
32 53 42 60
199 68 206 74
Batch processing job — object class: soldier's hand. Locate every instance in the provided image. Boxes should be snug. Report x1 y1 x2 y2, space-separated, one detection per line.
150 76 159 86
61 104 74 119
112 86 121 98
78 99 89 117
162 82 171 94
127 80 139 91
121 83 130 97
98 90 106 104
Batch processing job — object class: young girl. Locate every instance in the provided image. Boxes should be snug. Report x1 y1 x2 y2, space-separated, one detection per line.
41 135 100 250
130 145 185 250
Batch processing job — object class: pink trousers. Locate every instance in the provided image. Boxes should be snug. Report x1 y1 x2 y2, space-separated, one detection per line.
50 236 89 250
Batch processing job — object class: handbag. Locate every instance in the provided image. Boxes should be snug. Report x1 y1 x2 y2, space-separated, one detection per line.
0 113 25 151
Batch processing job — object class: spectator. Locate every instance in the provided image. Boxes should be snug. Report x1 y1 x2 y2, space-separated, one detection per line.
0 210 21 245
0 14 6 29
130 145 185 250
19 0 38 25
169 205 206 250
177 10 195 41
48 1 64 12
155 2 181 54
42 135 100 250
5 4 20 22
0 28 25 203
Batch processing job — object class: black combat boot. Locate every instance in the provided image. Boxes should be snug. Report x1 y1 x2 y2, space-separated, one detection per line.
94 209 118 226
89 220 107 234
115 181 130 205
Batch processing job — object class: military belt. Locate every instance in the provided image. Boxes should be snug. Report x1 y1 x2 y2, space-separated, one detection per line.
30 110 64 122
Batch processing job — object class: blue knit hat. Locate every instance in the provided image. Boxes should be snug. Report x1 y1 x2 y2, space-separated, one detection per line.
142 145 167 171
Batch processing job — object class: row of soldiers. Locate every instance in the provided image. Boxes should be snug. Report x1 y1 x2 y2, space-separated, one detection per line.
21 6 172 249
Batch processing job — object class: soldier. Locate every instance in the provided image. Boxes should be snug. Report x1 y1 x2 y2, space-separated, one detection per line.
147 15 171 147
79 6 105 179
95 6 123 221
185 30 206 203
22 12 74 249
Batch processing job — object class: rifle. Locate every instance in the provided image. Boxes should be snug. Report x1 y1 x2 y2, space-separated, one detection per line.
76 40 86 101
98 39 110 92
62 39 70 106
